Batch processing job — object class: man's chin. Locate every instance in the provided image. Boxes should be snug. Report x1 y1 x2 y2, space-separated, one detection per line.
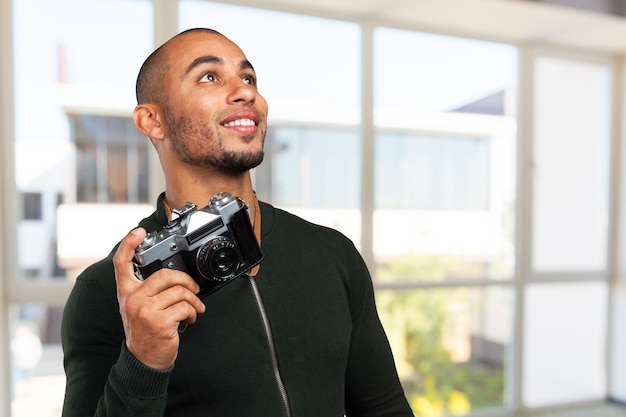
217 151 265 174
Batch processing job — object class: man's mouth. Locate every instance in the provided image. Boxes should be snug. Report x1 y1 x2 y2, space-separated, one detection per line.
220 110 261 135
223 118 256 127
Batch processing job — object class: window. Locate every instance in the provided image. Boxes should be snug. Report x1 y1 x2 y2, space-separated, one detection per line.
69 115 150 203
13 0 153 280
376 286 513 415
373 28 518 413
373 29 517 284
376 133 490 210
524 54 612 407
523 282 608 406
10 1 153 415
263 126 360 209
532 56 611 273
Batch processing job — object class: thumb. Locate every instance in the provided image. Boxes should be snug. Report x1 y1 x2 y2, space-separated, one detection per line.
113 227 147 288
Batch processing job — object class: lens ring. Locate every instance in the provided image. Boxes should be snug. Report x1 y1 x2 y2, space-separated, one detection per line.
196 236 242 281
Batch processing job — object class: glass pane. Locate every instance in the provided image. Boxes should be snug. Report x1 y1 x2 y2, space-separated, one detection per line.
523 282 608 407
69 115 150 203
374 28 517 114
256 126 361 244
263 126 360 208
10 303 64 417
377 286 513 415
13 0 153 282
532 57 611 272
376 133 489 210
180 1 361 115
373 29 517 282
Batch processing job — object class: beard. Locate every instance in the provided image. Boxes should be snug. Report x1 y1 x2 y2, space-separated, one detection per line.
164 109 265 174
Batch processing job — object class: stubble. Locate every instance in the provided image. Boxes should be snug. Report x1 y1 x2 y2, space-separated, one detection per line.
164 108 265 174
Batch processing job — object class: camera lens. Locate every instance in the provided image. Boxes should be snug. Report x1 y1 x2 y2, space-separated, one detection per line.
212 247 238 273
196 237 241 281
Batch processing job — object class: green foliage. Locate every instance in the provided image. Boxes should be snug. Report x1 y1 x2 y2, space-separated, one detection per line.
375 254 505 416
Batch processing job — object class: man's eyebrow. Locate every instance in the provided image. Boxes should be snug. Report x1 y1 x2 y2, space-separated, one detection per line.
184 56 255 75
241 60 255 71
185 55 223 75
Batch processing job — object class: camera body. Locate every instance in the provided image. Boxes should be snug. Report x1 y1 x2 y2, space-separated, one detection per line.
134 192 263 298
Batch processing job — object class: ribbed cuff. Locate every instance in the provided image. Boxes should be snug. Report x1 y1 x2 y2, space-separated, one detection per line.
114 342 173 399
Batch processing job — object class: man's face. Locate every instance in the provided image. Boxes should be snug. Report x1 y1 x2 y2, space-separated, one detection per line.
160 32 268 174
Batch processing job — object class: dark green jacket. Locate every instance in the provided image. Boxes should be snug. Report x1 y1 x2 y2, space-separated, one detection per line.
61 196 413 416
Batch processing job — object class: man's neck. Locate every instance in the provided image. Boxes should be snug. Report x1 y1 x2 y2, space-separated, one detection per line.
163 170 257 220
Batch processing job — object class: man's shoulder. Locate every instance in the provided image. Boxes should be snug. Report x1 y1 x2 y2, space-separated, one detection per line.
259 201 356 252
77 255 116 281
260 201 343 234
70 253 117 306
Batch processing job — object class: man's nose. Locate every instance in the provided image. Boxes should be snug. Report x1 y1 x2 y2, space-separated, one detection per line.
226 80 256 105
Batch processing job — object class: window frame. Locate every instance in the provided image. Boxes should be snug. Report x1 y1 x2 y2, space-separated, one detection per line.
1 2 624 417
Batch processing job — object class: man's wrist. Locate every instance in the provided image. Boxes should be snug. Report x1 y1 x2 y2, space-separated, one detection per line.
115 342 173 399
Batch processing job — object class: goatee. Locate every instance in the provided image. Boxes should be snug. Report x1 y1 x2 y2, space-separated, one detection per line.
214 148 265 174
164 109 266 174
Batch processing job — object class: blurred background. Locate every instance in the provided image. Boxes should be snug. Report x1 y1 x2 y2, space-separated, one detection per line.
2 0 626 416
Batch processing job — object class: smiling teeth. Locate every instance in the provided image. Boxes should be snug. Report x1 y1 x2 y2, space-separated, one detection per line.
225 119 255 127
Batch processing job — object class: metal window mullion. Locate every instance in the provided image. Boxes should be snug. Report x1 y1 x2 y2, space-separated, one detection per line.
512 43 535 415
360 20 375 271
606 54 624 403
0 0 15 415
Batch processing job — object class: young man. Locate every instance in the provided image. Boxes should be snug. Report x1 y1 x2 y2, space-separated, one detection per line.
61 28 413 416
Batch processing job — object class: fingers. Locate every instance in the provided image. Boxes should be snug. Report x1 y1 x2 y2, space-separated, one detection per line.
152 278 206 318
113 227 206 369
141 268 201 298
167 299 203 326
121 284 203 369
113 228 147 294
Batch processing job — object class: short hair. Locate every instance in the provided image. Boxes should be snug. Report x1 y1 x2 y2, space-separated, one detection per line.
135 28 224 104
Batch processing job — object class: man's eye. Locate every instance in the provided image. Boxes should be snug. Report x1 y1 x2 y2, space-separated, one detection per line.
200 73 217 83
243 75 256 86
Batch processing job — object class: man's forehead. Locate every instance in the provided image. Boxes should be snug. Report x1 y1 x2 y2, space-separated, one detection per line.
159 32 254 87
166 32 243 61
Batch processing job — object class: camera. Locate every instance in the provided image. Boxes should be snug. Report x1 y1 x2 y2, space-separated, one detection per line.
133 192 263 298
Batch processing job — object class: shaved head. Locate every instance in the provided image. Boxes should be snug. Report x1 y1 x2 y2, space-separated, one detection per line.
132 27 267 176
135 28 224 104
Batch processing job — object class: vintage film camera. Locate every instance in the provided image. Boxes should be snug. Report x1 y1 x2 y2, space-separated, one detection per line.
133 192 264 298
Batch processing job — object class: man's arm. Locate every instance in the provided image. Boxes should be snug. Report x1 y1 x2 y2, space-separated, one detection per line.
61 270 127 416
343 251 414 417
61 228 205 416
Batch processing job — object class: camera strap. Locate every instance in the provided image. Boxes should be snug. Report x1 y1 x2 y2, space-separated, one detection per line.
248 195 262 277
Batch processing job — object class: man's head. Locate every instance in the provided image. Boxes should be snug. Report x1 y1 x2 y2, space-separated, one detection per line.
136 28 223 105
133 28 268 175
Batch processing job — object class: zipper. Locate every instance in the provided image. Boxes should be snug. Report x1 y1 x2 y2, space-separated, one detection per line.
249 276 292 417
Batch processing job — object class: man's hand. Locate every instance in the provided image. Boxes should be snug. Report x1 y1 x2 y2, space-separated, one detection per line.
113 227 206 370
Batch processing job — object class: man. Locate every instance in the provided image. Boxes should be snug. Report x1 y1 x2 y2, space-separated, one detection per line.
61 28 413 416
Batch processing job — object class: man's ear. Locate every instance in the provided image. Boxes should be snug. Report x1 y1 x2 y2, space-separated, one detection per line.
133 103 165 140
